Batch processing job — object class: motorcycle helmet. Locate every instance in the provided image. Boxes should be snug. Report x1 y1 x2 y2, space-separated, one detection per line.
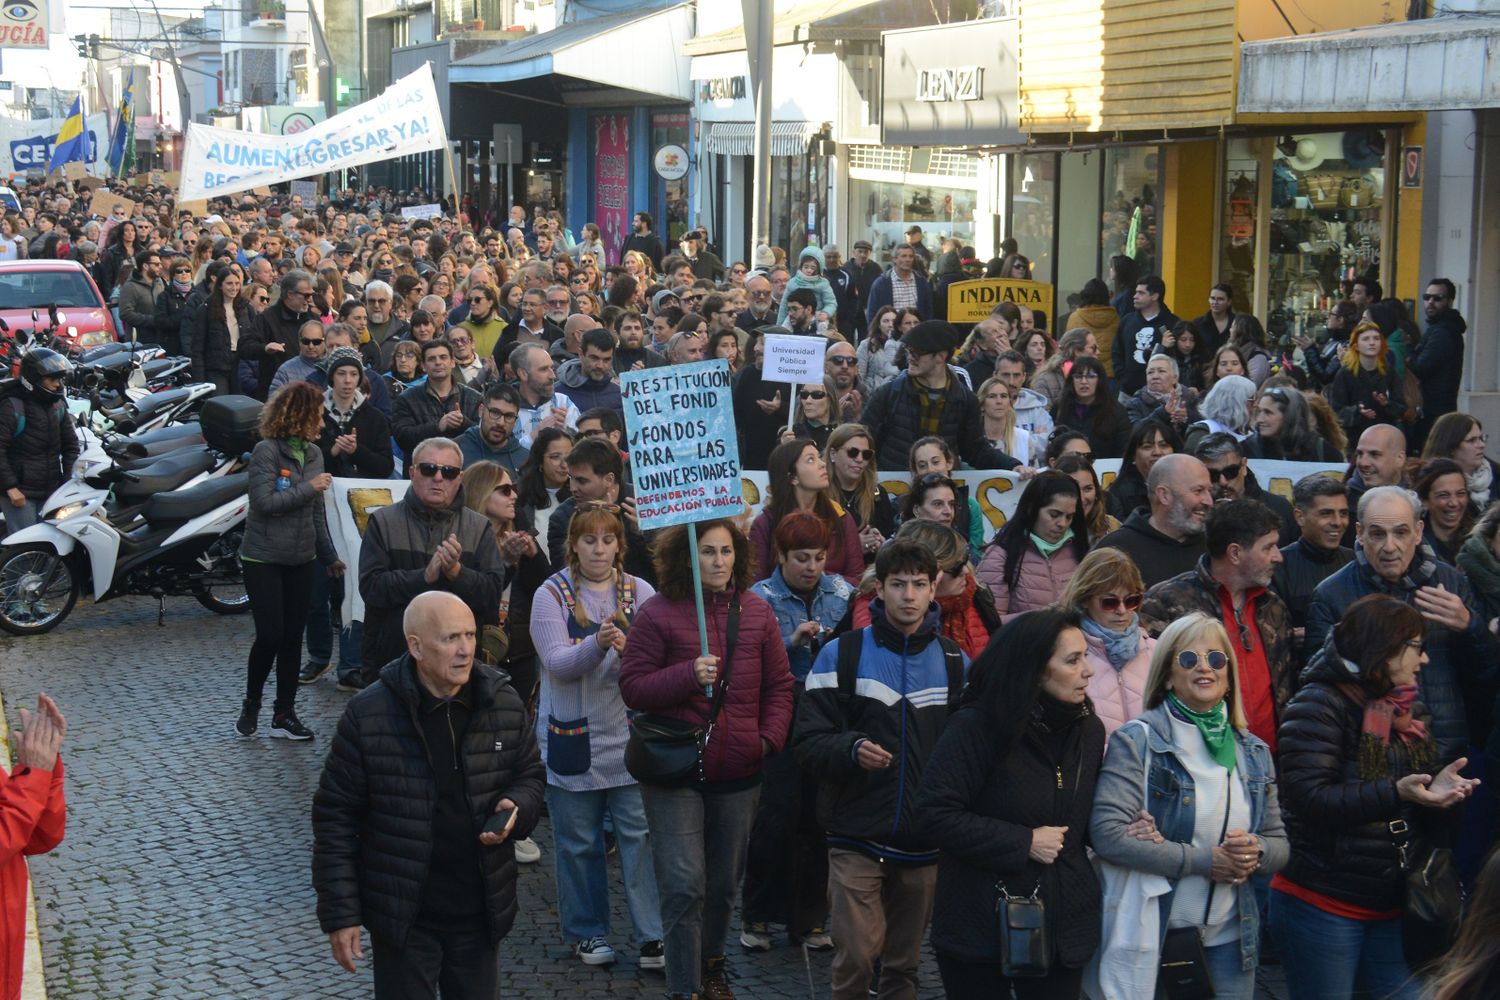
19 348 71 399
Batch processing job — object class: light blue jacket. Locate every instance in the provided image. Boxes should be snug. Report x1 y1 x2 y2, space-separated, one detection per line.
1088 703 1289 971
776 246 839 327
750 567 853 680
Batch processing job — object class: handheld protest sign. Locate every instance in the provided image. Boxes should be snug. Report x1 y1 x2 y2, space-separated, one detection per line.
761 333 826 433
620 359 743 683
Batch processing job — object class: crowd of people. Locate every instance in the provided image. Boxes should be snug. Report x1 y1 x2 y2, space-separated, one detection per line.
3 177 1500 1000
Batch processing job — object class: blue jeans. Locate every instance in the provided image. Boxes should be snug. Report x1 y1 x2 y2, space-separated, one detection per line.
1269 888 1422 1000
545 783 662 944
2 498 40 538
640 783 759 996
1203 940 1254 1000
305 572 362 675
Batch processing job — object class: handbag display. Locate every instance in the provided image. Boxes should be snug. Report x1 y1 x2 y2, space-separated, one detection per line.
623 599 739 787
997 883 1050 978
1390 818 1463 972
1156 788 1233 1000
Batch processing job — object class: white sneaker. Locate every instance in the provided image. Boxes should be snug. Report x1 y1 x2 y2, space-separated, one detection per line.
799 927 834 950
739 922 774 951
574 936 616 966
514 836 542 864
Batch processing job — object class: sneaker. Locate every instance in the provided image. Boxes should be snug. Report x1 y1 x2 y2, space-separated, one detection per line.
234 700 258 738
639 939 665 971
738 922 773 952
270 710 314 741
573 936 615 966
335 674 370 693
299 660 332 685
701 956 736 1000
797 927 833 951
513 836 542 863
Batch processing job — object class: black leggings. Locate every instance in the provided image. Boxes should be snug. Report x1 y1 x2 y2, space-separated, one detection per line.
935 952 1083 1000
243 560 316 715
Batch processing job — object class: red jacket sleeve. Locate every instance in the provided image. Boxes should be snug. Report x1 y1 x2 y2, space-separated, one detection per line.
833 513 864 584
0 759 64 865
619 601 702 712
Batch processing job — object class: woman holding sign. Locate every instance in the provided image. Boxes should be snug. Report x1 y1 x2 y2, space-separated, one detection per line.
750 439 864 586
620 519 795 1000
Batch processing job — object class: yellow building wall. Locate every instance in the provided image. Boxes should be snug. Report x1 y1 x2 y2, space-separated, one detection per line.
1160 141 1219 322
1393 117 1426 304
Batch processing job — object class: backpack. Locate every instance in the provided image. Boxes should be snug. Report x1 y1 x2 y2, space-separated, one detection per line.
833 629 966 713
8 395 66 440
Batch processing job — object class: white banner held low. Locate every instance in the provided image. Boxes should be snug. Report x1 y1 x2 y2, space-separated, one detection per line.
179 64 447 202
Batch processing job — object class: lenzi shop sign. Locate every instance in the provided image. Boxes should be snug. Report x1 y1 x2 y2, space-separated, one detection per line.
917 66 983 103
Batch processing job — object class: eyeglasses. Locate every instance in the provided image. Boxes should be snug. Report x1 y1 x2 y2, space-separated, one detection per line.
1177 650 1229 671
1063 451 1095 465
829 356 858 367
1463 434 1488 445
799 390 827 400
484 407 517 421
577 500 621 514
416 462 462 481
1422 294 1448 302
1207 463 1243 483
1097 593 1144 612
1403 638 1423 650
468 296 489 304
843 446 874 461
916 472 957 490
547 298 571 307
492 483 517 498
1073 370 1100 381
300 337 324 346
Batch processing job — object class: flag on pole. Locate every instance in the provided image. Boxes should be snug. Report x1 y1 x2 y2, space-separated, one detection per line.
105 70 136 177
46 96 88 174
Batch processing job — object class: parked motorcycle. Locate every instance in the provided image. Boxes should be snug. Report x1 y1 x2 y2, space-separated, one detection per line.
0 396 262 635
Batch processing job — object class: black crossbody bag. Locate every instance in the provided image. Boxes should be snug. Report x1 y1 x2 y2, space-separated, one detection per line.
1157 790 1233 1000
996 756 1084 978
624 599 739 787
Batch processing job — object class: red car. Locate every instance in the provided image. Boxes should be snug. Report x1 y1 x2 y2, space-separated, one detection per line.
0 259 119 354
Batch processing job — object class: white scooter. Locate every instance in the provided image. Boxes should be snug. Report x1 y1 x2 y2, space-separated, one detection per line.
0 396 261 635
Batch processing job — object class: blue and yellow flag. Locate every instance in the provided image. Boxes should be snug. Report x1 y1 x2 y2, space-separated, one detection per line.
105 71 135 177
46 96 87 174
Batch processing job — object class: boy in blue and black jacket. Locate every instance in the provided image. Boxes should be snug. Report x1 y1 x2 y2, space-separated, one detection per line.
793 539 967 1000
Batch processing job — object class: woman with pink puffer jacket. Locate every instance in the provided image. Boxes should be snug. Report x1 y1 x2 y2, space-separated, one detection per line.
975 472 1088 619
1061 548 1157 737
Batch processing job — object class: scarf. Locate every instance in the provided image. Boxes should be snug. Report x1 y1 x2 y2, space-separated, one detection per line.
287 436 308 465
171 279 192 294
935 575 981 654
325 388 366 433
1167 692 1236 774
1335 680 1435 779
910 372 950 439
1030 690 1092 735
1467 460 1493 510
1029 529 1073 557
1354 537 1439 594
1080 614 1141 670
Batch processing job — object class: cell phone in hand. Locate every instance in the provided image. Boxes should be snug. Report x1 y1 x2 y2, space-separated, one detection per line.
482 806 517 837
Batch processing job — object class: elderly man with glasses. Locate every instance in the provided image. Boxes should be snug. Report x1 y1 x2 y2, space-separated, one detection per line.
355 437 508 688
240 268 318 400
736 274 777 333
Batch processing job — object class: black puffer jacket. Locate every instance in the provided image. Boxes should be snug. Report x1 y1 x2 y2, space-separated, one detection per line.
0 384 80 501
916 701 1104 966
312 655 545 944
239 300 317 399
153 283 191 355
390 381 483 458
1276 636 1450 911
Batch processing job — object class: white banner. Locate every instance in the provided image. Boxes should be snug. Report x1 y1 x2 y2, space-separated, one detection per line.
325 458 1343 624
400 203 442 220
179 63 447 201
0 113 110 176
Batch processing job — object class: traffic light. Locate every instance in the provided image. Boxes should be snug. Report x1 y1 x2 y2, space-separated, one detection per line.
73 34 87 58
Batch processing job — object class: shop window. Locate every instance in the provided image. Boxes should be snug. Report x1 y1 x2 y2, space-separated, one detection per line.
1011 152 1055 283
1220 137 1259 315
1266 129 1387 345
849 146 981 265
1101 147 1160 277
652 112 691 244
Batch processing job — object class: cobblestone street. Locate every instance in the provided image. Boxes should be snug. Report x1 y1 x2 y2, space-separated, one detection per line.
2 596 1289 999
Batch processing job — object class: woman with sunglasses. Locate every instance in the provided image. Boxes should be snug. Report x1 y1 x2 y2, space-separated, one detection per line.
915 608 1105 999
459 283 509 359
977 470 1088 620
155 257 197 356
824 424 896 564
777 376 837 452
1056 453 1119 537
751 438 864 586
858 305 902 394
1106 420 1180 522
620 519 794 1000
527 500 665 968
236 381 342 741
1090 612 1289 1000
1272 595 1477 999
1244 385 1344 463
1050 356 1131 459
1063 547 1154 735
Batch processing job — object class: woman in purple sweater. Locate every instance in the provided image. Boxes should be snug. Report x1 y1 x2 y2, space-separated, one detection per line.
530 502 662 971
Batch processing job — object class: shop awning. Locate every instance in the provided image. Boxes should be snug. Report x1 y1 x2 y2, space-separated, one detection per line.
1239 14 1500 114
703 122 821 157
449 3 694 102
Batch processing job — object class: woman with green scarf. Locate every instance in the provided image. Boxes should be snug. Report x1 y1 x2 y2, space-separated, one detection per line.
236 382 342 742
1089 612 1289 1000
976 471 1089 620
